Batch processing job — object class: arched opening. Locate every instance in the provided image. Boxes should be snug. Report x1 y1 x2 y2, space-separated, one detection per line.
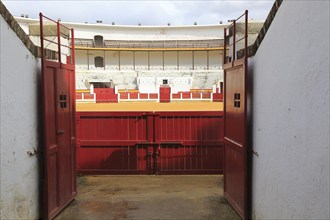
94 56 104 68
94 35 104 47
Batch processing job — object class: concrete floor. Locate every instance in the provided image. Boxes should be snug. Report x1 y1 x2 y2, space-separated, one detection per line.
55 175 240 220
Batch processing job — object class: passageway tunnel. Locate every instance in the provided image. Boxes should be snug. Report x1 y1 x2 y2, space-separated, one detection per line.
40 10 250 220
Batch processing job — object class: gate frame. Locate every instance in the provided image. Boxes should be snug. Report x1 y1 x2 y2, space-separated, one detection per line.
40 13 76 220
223 10 250 220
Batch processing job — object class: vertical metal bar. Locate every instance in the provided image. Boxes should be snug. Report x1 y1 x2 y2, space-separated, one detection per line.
162 51 165 70
177 51 179 70
119 51 121 71
39 13 44 64
133 51 136 71
148 51 150 71
223 28 226 65
245 10 248 58
71 29 75 65
207 50 209 70
103 50 106 70
223 18 227 192
57 21 61 64
87 49 89 70
192 51 195 70
233 20 236 62
70 27 76 193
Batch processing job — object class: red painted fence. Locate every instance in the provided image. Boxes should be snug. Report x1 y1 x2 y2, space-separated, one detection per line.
94 88 118 103
77 89 223 103
76 111 224 174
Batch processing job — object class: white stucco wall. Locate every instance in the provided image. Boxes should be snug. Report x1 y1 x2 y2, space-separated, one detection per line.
16 17 225 41
75 69 223 91
63 23 225 41
74 49 223 90
164 51 177 70
250 1 329 219
138 76 193 93
75 49 222 71
0 15 40 219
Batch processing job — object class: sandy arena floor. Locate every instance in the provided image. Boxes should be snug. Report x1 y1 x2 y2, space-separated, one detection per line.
76 101 223 112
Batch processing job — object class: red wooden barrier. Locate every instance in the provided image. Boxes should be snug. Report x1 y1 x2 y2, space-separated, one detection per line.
191 93 200 99
181 92 191 99
130 93 138 99
155 112 224 174
76 111 224 175
76 93 82 99
94 88 118 103
149 93 158 99
159 86 171 103
172 93 180 99
76 112 149 174
139 93 148 99
83 93 94 99
119 93 128 99
212 93 223 102
202 93 211 99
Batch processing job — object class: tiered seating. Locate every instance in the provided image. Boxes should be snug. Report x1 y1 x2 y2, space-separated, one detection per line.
76 69 223 103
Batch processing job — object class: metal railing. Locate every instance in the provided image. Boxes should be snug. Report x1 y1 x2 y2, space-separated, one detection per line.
39 13 75 65
223 10 248 64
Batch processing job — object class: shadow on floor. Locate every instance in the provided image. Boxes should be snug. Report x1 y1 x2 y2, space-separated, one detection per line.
55 175 240 220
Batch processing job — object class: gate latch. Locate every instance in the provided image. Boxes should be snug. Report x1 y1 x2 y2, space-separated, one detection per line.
145 152 153 160
153 151 160 159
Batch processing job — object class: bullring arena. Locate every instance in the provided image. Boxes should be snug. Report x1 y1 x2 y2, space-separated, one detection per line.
77 102 223 111
1 1 329 220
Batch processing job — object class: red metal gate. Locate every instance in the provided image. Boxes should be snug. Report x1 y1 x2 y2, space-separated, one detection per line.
76 111 224 175
223 11 249 219
155 112 224 174
40 14 76 220
76 112 150 174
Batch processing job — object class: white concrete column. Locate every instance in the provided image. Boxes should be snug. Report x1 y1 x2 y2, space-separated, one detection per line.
90 84 94 94
212 85 216 93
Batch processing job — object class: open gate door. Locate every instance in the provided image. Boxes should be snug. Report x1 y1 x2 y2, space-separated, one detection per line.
223 11 249 219
40 14 77 220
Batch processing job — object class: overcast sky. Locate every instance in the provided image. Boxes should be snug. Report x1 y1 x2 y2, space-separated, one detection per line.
3 1 274 26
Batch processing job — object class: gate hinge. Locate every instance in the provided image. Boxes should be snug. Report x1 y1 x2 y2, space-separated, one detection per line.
252 150 259 157
27 147 39 156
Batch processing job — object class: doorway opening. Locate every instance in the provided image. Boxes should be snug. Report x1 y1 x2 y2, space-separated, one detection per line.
40 11 249 220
